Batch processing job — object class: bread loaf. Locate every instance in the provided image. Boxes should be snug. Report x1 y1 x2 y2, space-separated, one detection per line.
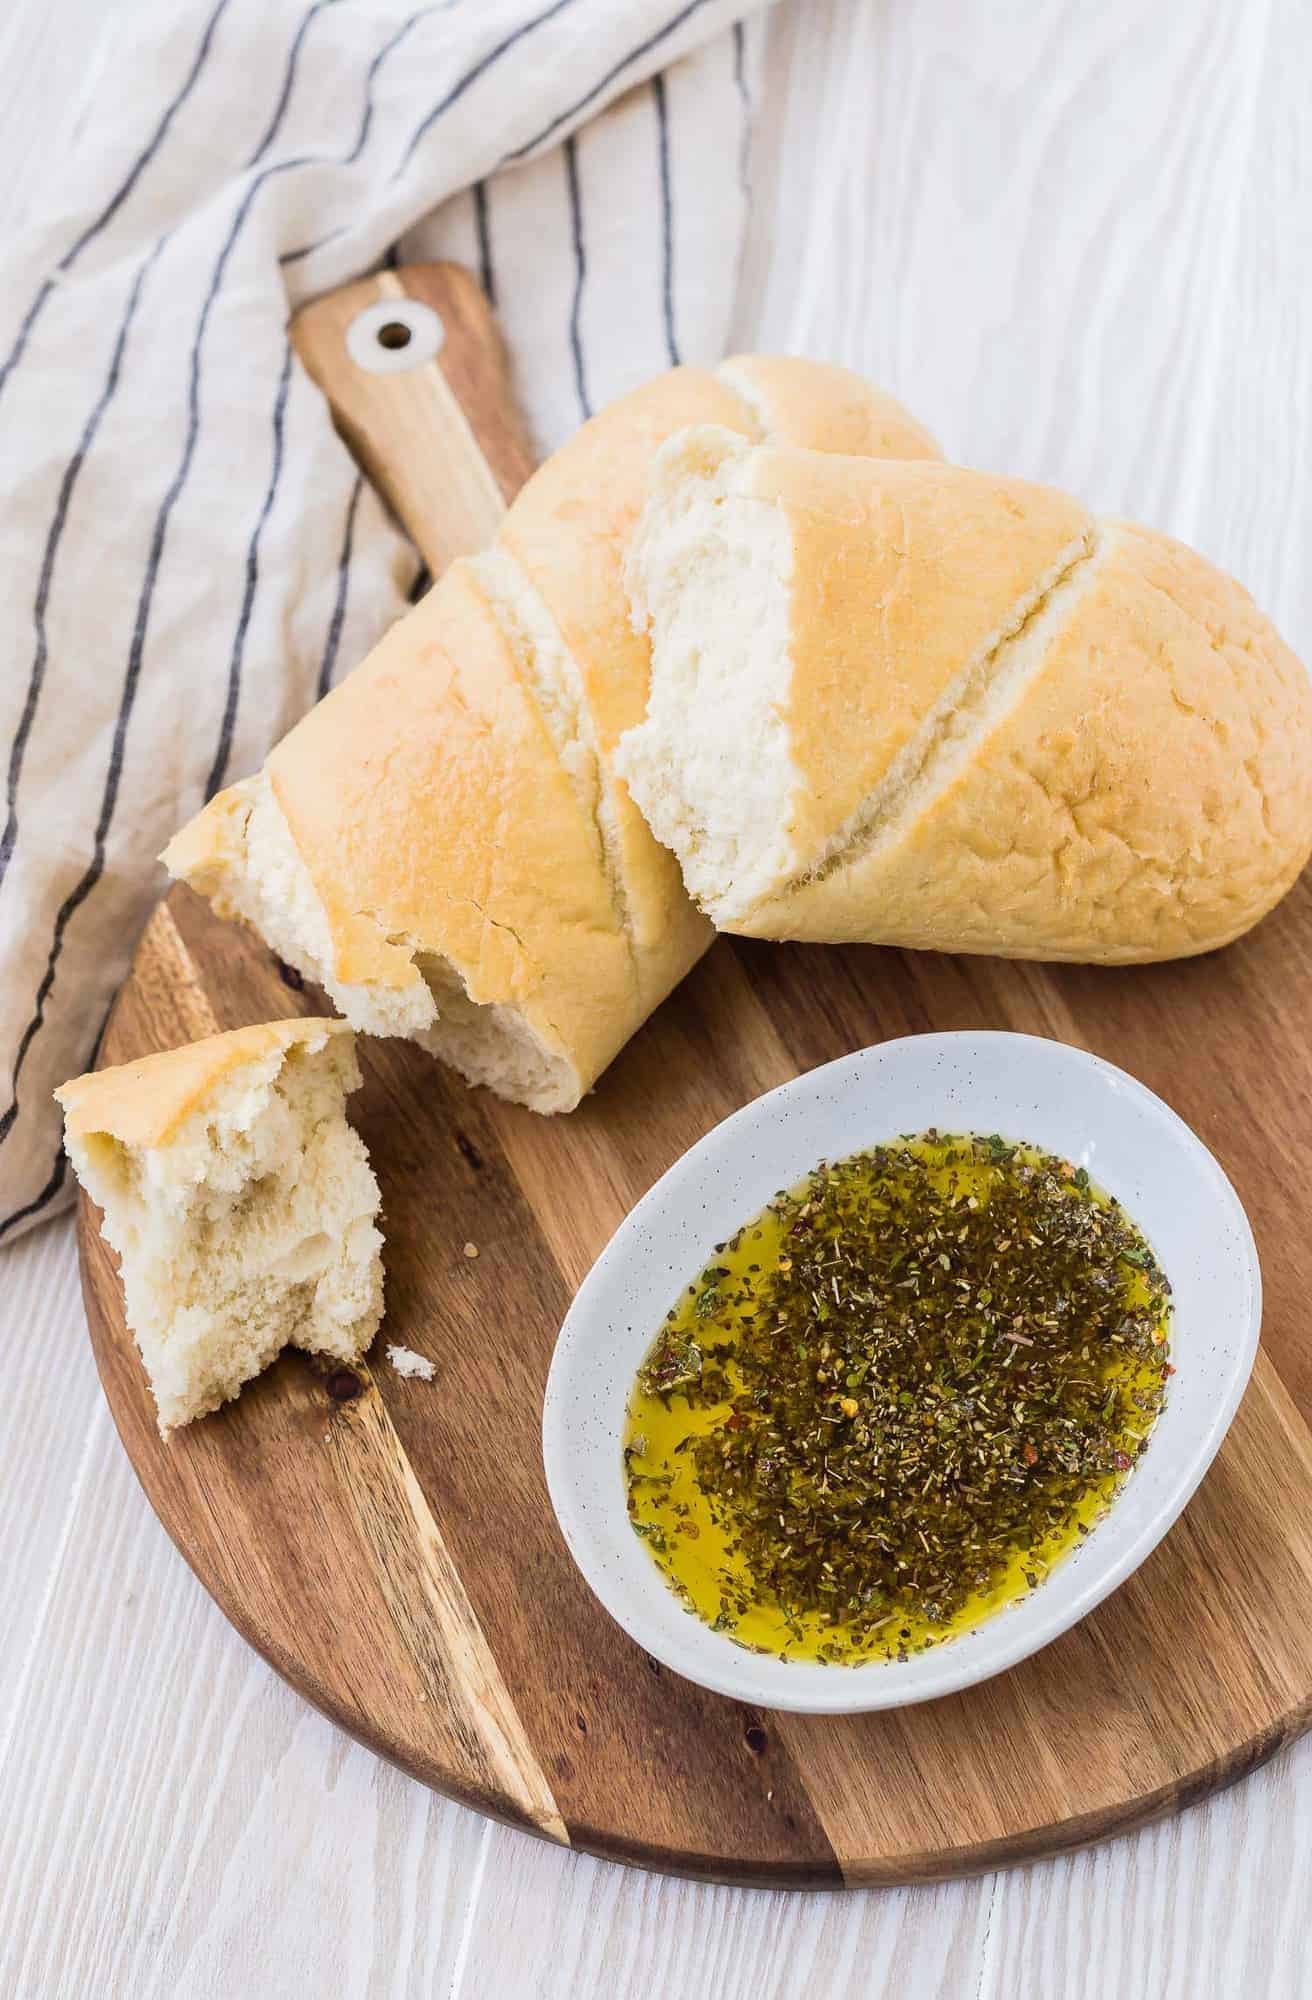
619 427 1312 961
165 361 940 1110
56 1020 383 1436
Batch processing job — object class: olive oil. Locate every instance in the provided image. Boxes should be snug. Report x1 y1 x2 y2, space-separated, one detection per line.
624 1132 1172 1665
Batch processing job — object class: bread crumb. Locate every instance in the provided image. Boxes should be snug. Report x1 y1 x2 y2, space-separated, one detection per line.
463 1241 479 1258
386 1344 435 1382
55 1023 383 1439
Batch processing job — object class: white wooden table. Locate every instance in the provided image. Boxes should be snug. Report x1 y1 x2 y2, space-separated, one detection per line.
5 3 1312 1993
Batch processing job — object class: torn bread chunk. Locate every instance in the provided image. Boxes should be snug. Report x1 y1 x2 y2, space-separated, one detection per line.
56 1020 383 1438
618 429 1312 961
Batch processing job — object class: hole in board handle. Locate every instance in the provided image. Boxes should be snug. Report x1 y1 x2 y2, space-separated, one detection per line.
345 299 444 374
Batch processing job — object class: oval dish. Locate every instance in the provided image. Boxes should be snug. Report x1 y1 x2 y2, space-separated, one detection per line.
543 1032 1262 1714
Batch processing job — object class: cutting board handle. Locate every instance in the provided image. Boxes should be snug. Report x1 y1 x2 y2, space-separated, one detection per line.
291 262 538 575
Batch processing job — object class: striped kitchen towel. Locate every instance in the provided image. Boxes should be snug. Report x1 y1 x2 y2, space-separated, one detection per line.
0 0 774 1240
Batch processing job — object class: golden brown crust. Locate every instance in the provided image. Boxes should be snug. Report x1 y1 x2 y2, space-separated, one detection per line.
742 452 1093 860
719 354 942 461
159 786 246 892
55 1019 347 1150
743 521 1312 959
497 361 944 987
497 369 745 978
266 560 643 1085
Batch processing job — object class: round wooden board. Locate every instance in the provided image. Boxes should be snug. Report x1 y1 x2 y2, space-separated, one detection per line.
78 877 1312 1887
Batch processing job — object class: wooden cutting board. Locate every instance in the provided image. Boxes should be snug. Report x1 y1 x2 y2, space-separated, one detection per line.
76 265 1312 1887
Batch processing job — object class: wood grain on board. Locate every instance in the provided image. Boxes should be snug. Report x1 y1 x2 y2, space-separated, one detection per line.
79 874 1312 1887
75 256 1312 1887
291 262 535 568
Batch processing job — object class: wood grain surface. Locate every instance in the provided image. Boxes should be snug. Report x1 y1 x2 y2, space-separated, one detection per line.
11 0 1312 1989
292 263 535 569
78 868 1312 1885
75 254 1312 1887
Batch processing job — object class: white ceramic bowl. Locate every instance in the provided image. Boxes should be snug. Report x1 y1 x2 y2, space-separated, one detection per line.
542 1032 1261 1714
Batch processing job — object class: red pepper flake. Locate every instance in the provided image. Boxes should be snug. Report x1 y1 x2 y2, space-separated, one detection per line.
1022 1442 1039 1466
1113 1450 1132 1472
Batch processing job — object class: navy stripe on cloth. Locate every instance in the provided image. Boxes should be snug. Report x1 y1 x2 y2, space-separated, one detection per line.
0 238 167 899
0 0 330 904
0 5 435 1216
652 74 680 366
316 473 364 700
473 181 496 303
0 985 115 1241
204 335 295 799
564 137 592 421
0 1147 66 1244
280 0 466 266
732 18 752 206
392 0 577 181
504 0 715 162
280 226 345 267
0 0 231 409
0 231 241 1156
245 0 325 167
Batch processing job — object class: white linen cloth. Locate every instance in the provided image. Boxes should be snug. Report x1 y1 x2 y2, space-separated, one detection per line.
0 0 773 1239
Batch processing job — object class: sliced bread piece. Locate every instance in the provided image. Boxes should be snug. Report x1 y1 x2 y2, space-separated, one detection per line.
496 357 941 983
619 426 1094 927
618 427 1312 961
56 1019 383 1437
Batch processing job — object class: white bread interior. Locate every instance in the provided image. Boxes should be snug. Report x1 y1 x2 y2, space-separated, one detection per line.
56 1021 383 1437
620 429 1312 959
413 952 582 1112
619 429 797 918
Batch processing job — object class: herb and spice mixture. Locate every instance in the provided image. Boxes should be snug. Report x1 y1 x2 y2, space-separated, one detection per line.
624 1132 1172 1664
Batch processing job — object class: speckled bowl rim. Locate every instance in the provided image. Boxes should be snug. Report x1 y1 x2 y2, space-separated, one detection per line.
542 1032 1262 1715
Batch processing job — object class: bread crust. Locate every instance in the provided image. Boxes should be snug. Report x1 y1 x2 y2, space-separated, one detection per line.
497 359 941 995
269 560 642 1091
55 1018 348 1149
742 449 1095 862
719 354 942 461
165 359 941 1101
745 520 1312 959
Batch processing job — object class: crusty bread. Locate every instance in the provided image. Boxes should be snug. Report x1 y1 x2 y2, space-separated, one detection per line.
169 564 640 1111
165 360 940 1108
619 427 1312 960
716 354 941 459
56 1020 383 1437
